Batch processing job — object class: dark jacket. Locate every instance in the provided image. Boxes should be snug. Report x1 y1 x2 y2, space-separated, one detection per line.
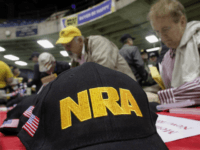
28 61 70 92
40 61 70 79
27 63 42 92
119 44 147 84
18 72 28 83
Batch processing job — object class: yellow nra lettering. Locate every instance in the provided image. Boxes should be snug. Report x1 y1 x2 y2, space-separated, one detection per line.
60 87 143 130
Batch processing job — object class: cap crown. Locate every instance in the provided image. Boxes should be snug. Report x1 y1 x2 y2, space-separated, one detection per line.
59 26 82 38
38 52 55 72
29 52 40 60
120 34 135 43
140 49 147 54
149 52 158 57
19 63 158 150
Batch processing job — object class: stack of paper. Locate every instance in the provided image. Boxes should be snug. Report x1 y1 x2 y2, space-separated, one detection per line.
156 100 200 111
156 114 200 143
41 73 57 85
169 108 200 115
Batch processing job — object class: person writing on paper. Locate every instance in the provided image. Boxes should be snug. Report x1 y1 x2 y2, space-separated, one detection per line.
148 0 200 104
55 26 136 81
38 52 70 76
27 52 42 92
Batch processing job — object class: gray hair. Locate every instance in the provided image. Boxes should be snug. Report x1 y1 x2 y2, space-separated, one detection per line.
74 36 85 43
147 0 187 23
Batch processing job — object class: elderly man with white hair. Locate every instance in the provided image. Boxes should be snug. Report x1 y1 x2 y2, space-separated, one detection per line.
38 52 70 82
148 0 200 104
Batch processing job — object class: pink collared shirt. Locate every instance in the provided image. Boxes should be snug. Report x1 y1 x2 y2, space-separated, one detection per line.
158 49 200 104
161 49 176 89
76 54 86 65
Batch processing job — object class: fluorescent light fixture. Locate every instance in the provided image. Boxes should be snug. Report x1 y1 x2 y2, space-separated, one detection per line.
15 61 27 66
4 54 19 61
60 51 69 57
0 46 5 52
145 35 159 43
146 47 160 52
37 40 54 48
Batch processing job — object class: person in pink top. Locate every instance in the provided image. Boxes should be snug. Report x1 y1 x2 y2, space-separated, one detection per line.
148 0 200 104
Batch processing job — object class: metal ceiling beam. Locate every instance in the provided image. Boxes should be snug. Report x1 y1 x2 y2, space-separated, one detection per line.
143 0 154 5
99 20 133 35
108 21 149 38
93 16 124 30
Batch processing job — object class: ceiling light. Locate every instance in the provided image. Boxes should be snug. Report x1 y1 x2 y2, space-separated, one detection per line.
60 51 69 57
4 55 19 61
146 47 160 52
145 35 159 43
37 40 54 48
15 61 27 66
0 46 5 52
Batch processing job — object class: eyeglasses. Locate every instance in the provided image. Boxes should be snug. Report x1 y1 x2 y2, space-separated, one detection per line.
154 26 171 37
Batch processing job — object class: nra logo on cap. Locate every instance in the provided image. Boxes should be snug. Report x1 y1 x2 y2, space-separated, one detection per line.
60 87 143 130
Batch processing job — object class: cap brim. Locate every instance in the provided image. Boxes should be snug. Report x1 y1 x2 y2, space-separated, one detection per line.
56 37 74 44
77 133 168 150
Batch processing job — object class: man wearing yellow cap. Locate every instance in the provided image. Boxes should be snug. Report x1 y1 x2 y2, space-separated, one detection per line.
56 26 136 80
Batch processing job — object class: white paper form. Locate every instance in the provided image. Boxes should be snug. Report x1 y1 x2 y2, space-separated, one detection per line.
156 114 200 143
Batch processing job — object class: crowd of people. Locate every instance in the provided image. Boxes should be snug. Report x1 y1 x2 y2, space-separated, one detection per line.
0 0 200 149
0 31 163 103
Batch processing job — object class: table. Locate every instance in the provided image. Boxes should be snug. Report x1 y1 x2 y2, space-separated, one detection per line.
0 111 200 150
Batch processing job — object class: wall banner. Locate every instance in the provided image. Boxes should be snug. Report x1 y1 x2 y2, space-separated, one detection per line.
16 25 38 37
61 0 115 29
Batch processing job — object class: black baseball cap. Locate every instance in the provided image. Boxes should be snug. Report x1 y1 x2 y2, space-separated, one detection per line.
10 65 18 72
149 52 158 58
18 62 168 150
140 49 147 54
29 52 40 60
120 34 135 43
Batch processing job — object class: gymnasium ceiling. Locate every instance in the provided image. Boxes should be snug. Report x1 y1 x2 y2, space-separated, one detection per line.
0 0 200 70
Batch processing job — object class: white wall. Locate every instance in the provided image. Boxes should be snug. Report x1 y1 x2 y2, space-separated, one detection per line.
0 20 61 41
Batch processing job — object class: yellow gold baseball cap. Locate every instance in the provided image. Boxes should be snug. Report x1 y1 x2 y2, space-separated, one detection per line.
56 26 82 44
